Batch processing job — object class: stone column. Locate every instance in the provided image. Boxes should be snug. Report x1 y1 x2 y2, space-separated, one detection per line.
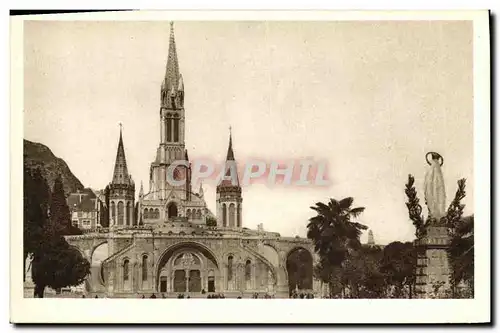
415 223 450 298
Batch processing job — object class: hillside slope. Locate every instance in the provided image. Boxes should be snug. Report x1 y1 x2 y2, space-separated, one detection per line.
24 139 84 195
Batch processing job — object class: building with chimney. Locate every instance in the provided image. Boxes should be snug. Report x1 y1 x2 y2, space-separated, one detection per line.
66 22 319 298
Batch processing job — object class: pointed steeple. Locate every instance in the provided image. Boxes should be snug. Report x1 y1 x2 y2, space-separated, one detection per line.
218 127 240 187
226 126 235 161
112 124 133 185
199 181 204 198
163 21 180 93
139 181 144 196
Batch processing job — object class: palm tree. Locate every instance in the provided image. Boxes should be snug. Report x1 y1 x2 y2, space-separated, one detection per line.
448 214 474 297
307 198 368 282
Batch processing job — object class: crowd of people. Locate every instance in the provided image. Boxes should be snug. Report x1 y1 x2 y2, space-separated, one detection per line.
290 291 315 298
83 291 316 299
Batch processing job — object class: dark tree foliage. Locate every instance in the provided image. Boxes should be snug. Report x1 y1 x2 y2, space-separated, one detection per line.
49 175 81 235
286 248 313 294
23 168 50 280
380 241 416 298
206 216 217 227
307 197 367 296
404 175 426 239
100 185 110 228
448 215 474 296
342 245 386 298
24 170 90 297
100 199 109 228
31 234 90 297
307 197 367 267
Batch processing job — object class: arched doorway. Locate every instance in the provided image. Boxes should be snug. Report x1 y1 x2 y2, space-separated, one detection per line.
167 202 178 218
90 242 109 293
156 242 220 294
286 247 313 296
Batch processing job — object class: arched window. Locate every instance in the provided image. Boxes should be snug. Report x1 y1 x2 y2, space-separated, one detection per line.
142 255 148 281
245 260 252 282
173 113 180 142
166 113 172 142
229 203 235 227
143 208 148 219
222 204 227 227
149 208 154 219
154 208 160 219
111 202 116 223
186 209 191 220
196 209 201 220
117 201 124 225
179 231 186 236
126 202 131 225
123 259 129 281
237 203 241 227
228 255 233 281
168 203 178 218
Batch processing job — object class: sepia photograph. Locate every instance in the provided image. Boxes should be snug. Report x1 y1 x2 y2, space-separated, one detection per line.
10 10 490 324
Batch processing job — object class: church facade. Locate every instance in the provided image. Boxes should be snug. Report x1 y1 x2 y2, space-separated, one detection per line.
66 23 319 298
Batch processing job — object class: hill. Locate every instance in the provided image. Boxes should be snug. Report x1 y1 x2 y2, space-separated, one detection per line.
24 139 84 195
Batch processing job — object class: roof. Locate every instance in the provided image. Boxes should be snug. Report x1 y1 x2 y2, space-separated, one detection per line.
111 127 133 186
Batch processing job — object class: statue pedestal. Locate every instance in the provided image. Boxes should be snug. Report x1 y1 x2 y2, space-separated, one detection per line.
415 223 450 298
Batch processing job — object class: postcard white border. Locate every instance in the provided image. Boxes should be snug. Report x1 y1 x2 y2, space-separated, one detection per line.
10 10 490 324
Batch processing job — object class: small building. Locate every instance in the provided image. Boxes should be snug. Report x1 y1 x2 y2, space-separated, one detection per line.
67 189 102 230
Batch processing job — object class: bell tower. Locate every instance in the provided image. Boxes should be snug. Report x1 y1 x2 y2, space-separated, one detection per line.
216 129 243 229
108 125 135 228
149 21 191 202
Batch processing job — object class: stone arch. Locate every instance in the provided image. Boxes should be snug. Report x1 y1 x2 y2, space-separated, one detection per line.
186 209 191 220
155 241 221 291
117 201 124 225
141 254 149 281
143 208 149 219
167 202 178 218
286 247 313 295
110 201 116 224
245 259 252 282
222 204 227 227
122 257 130 283
237 203 241 227
228 203 235 227
154 208 160 219
126 202 131 225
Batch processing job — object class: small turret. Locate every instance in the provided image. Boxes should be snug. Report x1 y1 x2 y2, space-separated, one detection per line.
367 229 375 246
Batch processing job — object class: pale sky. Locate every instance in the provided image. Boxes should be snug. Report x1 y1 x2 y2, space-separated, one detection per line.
24 20 474 244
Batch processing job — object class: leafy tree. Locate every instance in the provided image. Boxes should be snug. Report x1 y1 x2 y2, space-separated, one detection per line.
448 215 474 297
23 168 50 281
286 248 313 294
31 233 90 298
336 245 385 299
380 241 416 298
206 216 217 227
49 175 81 235
24 170 90 297
307 197 367 295
101 185 110 227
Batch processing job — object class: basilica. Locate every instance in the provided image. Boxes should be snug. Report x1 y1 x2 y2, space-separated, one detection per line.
66 23 319 298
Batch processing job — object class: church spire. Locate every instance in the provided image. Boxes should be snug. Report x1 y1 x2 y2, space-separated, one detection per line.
112 124 133 185
226 126 235 161
218 127 240 188
163 21 180 93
